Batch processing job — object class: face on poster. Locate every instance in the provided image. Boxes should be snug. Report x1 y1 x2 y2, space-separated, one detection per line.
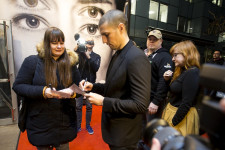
0 0 126 82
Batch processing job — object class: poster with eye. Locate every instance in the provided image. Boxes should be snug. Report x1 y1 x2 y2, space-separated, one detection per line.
0 0 128 82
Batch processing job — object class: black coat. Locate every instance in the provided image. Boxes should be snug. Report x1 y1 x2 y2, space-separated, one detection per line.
78 51 100 83
92 40 151 146
148 47 174 105
13 55 81 147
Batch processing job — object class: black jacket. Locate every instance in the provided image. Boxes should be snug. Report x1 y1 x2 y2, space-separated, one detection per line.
13 52 81 147
169 67 199 126
208 58 225 66
148 47 174 105
92 40 151 146
78 51 100 83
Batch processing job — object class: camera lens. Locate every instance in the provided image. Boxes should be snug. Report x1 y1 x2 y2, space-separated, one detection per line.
144 119 184 150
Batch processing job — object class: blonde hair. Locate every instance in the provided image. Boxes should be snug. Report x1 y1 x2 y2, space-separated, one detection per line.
170 40 200 83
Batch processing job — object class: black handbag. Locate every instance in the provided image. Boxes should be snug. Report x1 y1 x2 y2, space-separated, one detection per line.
17 56 38 132
18 96 27 132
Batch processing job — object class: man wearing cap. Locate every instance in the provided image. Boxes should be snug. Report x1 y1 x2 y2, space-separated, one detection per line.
146 29 174 120
75 38 101 135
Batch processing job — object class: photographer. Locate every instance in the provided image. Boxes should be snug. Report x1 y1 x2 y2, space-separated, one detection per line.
75 38 101 134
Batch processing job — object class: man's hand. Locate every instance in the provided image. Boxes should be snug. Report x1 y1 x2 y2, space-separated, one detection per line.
85 51 91 59
84 92 104 106
79 79 93 91
74 44 78 51
148 102 159 115
150 138 161 150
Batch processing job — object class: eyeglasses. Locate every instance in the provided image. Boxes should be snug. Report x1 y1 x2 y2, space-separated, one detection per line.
172 53 182 58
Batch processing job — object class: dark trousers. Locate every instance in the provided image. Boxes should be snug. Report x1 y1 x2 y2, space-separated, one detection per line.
36 143 69 150
76 96 92 128
109 143 138 150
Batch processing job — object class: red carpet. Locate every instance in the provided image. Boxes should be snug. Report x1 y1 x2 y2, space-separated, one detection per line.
17 105 110 150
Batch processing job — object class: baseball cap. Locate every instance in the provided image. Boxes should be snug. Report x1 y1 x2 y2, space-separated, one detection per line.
148 30 162 39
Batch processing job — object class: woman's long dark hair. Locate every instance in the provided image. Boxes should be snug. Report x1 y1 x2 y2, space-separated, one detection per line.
43 27 72 88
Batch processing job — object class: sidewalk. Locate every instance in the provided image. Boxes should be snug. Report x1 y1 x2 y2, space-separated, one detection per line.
0 123 20 150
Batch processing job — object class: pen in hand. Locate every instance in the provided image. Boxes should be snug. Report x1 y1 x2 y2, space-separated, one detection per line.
83 78 87 91
49 84 53 90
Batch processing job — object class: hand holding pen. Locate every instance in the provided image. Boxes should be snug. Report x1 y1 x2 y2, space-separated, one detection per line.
79 78 93 92
44 84 58 99
83 78 87 91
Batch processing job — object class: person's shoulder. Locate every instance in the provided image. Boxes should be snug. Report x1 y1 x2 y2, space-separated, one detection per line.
24 55 39 63
129 46 146 57
92 51 100 57
185 67 200 75
67 49 79 65
156 48 171 56
20 55 40 70
158 47 169 52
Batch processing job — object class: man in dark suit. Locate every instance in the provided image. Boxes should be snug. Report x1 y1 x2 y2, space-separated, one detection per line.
80 10 151 150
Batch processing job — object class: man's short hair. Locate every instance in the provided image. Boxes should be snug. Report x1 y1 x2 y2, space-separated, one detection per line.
99 9 128 30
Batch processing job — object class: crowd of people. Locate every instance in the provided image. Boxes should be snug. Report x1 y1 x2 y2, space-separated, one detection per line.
12 9 224 150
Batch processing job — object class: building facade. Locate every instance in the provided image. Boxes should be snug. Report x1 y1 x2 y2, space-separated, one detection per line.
129 0 225 63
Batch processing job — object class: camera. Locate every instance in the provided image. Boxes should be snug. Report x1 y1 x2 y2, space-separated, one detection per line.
74 33 86 53
74 33 94 53
143 64 225 150
143 119 185 150
74 33 95 53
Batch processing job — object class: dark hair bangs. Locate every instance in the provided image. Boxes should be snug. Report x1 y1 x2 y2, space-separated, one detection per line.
50 29 65 42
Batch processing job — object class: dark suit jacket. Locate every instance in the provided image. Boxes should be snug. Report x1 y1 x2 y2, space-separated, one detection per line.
92 40 151 146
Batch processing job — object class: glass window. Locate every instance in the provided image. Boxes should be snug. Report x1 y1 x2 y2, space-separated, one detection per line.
149 1 159 20
177 16 192 33
218 32 225 42
159 4 168 23
212 0 223 6
185 0 192 3
212 0 217 4
177 17 186 32
186 20 192 33
149 0 168 23
131 0 136 15
218 0 223 6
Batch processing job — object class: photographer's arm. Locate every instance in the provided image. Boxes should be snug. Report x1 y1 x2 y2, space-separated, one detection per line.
74 44 78 52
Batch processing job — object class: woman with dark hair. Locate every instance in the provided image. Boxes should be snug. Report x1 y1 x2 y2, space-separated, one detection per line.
162 40 200 136
13 27 81 150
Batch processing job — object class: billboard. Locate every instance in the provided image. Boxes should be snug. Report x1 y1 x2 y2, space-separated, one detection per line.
0 0 127 82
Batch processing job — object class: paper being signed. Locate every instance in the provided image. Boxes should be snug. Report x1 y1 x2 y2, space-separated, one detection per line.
51 84 86 98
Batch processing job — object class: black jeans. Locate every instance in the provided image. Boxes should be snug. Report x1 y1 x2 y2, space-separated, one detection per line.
76 96 92 128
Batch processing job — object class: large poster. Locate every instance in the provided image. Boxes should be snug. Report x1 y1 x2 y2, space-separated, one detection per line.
0 0 127 82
